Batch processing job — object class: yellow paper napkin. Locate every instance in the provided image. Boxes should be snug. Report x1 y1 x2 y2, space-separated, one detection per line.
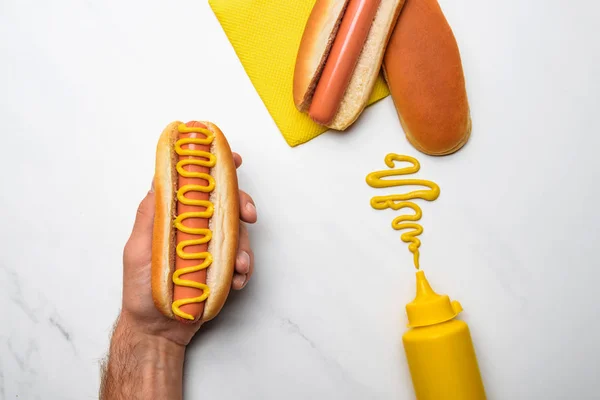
209 0 390 147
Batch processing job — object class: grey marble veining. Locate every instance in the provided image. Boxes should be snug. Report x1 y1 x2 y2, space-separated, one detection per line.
1 0 600 399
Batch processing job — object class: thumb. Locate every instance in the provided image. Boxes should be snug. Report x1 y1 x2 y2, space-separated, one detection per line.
123 189 156 269
130 190 156 242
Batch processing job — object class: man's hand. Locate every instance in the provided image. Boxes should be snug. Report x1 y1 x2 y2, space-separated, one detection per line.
100 153 257 399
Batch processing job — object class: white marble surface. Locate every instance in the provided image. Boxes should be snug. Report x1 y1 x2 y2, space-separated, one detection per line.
1 0 599 398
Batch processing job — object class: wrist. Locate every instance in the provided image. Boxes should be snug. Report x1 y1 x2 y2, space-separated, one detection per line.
101 312 186 400
113 311 186 363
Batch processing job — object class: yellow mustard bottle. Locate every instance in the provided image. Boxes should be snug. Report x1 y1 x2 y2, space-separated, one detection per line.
403 271 486 400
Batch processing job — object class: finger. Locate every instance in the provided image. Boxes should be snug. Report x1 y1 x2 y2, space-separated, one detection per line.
123 190 155 267
130 190 155 242
233 153 242 169
232 223 254 290
239 190 257 224
235 249 250 275
232 274 247 290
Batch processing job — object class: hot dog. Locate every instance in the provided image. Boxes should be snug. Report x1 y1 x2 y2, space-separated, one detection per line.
383 0 471 155
294 0 405 130
151 121 239 324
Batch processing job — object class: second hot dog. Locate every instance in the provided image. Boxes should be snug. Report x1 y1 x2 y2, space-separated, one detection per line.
294 0 405 130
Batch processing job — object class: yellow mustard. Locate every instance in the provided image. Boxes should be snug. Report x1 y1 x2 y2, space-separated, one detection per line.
171 123 216 320
366 153 486 398
365 154 440 269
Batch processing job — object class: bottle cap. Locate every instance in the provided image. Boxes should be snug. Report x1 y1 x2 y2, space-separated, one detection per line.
406 270 463 328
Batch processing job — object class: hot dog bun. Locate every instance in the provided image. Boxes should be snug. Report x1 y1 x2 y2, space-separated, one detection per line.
383 0 471 155
294 0 404 130
151 121 239 323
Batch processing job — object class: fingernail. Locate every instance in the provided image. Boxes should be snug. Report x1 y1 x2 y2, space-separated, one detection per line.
234 274 247 288
238 251 250 274
246 202 256 214
150 178 155 193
